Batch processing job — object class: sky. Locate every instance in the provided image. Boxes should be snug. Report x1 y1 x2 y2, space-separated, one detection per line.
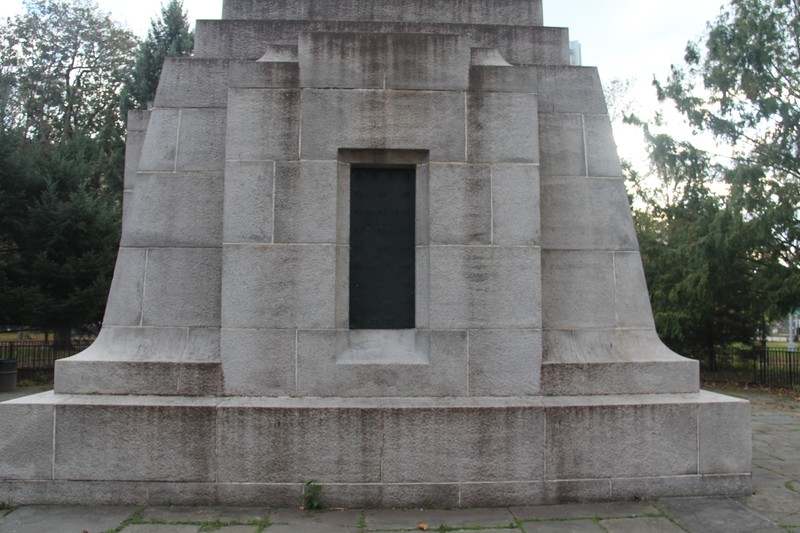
0 0 728 163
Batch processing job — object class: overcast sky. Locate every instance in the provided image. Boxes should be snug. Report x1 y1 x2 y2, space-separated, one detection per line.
1 0 728 162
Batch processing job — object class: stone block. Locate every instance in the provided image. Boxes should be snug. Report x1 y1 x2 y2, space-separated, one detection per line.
274 161 338 243
492 164 540 245
186 328 221 362
121 173 223 248
176 108 227 172
459 482 542 507
469 65 537 93
613 252 657 328
124 129 147 190
195 20 566 66
386 33 469 90
610 474 752 501
381 405 544 482
429 163 491 245
139 109 180 172
699 397 752 474
584 114 623 177
221 244 336 328
538 113 585 177
299 32 386 89
540 177 638 251
540 360 699 396
223 161 274 244
550 67 608 114
0 480 149 506
54 403 216 481
220 328 297 396
296 330 468 397
102 247 146 327
300 89 465 162
228 60 299 88
143 483 218 506
541 251 616 330
545 402 697 479
221 0 544 26
216 483 302 507
141 248 222 328
155 58 230 108
468 329 541 396
0 400 54 480
429 246 540 329
216 405 382 483
468 92 538 163
226 89 300 161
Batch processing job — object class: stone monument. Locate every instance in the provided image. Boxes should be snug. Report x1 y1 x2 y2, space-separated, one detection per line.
0 0 752 507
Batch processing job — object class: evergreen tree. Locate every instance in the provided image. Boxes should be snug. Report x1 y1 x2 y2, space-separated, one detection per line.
122 0 193 111
0 0 135 344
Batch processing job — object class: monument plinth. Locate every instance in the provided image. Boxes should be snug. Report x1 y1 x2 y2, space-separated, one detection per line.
0 0 751 507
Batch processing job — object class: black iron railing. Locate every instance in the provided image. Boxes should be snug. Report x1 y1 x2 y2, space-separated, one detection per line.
697 346 798 390
0 340 93 369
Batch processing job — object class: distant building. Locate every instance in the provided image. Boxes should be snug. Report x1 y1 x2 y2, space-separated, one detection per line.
569 40 582 66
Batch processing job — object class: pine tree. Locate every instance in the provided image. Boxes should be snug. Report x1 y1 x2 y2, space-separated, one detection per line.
122 0 194 111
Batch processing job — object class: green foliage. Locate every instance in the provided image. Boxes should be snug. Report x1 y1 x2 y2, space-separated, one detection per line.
655 0 800 315
627 121 769 355
303 480 323 511
0 0 132 335
121 0 193 111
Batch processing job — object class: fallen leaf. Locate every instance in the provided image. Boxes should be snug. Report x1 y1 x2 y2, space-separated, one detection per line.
417 523 429 531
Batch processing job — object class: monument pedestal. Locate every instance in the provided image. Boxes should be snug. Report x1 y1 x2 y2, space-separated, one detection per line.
0 391 750 507
0 0 752 506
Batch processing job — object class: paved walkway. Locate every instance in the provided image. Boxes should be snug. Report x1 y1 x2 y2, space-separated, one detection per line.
0 386 797 533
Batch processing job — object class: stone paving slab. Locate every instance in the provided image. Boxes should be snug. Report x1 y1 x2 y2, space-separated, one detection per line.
120 526 200 533
657 497 784 533
266 524 360 532
521 519 603 533
364 507 515 530
140 505 269 522
0 505 136 533
270 508 363 527
511 502 659 521
600 517 685 533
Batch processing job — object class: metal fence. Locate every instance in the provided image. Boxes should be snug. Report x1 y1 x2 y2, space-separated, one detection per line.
699 347 799 390
0 340 93 370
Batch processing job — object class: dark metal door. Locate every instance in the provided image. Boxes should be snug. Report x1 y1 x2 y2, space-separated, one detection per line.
349 167 415 329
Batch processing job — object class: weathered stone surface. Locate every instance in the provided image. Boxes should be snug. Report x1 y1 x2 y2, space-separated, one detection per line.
381 406 544 482
121 173 223 248
538 113 586 177
699 398 752 474
300 89 466 162
223 161 274 244
296 330 468 397
221 244 336 329
468 329 541 396
176 109 227 172
226 89 300 161
429 246 541 329
492 164 540 245
216 406 382 483
220 328 296 396
102 248 146 327
274 161 338 243
155 58 230 108
468 92 538 163
0 401 54 480
141 248 222 328
55 403 216 481
541 250 616 330
139 109 180 172
540 177 638 251
195 20 569 66
429 163 491 245
545 403 697 479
